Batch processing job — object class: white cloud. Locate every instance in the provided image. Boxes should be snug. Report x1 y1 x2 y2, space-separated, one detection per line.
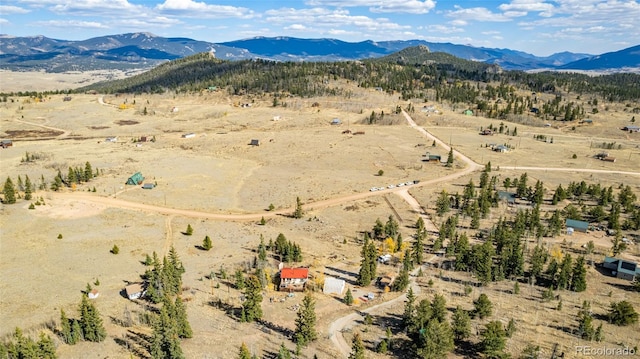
48 0 143 16
32 19 108 29
426 24 464 34
445 6 512 22
498 0 555 16
156 0 256 18
285 24 307 31
517 0 640 40
0 18 9 25
0 5 30 14
305 0 436 14
265 7 410 32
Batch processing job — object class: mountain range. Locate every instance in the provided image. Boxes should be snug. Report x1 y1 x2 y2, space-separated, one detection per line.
0 32 638 73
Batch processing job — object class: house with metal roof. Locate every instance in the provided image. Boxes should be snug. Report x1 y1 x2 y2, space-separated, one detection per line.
279 267 309 292
566 219 589 233
602 257 640 281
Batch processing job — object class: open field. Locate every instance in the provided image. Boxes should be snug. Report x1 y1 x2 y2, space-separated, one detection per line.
1 72 639 358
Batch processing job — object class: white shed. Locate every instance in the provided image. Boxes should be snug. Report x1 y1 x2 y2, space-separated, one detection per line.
323 277 346 295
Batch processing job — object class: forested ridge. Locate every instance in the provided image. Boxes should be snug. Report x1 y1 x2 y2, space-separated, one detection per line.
77 48 640 105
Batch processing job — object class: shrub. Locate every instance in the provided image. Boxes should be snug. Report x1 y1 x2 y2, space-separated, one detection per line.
111 245 119 254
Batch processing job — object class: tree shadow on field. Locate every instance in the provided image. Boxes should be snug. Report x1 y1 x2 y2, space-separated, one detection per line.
606 281 638 292
454 339 480 359
208 298 240 320
256 318 294 339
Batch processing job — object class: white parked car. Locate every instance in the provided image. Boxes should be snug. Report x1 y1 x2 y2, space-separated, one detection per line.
405 181 414 186
370 187 378 192
398 183 405 187
388 184 396 189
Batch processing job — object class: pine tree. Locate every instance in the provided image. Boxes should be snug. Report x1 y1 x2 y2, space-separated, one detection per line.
84 162 93 181
295 292 318 346
173 297 193 338
344 288 354 305
78 295 106 342
293 196 304 218
430 294 447 323
202 235 212 251
392 267 409 292
570 256 587 292
3 177 16 204
446 147 454 167
37 332 57 358
277 342 291 359
608 301 639 326
258 237 267 261
416 319 454 359
403 287 417 331
24 175 33 200
60 309 76 345
594 323 604 342
67 166 77 185
242 275 263 322
556 254 572 290
481 321 507 358
185 224 193 236
474 293 493 319
348 333 365 359
451 306 471 341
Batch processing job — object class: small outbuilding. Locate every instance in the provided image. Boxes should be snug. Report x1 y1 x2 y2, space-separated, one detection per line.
622 126 640 133
125 283 146 300
182 133 195 139
126 172 144 185
323 277 346 295
566 219 589 233
423 152 441 162
1 140 13 148
249 139 260 146
142 183 155 190
493 145 509 153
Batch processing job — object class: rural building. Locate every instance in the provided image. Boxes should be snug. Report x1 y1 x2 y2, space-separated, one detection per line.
126 172 144 185
423 152 441 162
331 118 341 125
602 257 640 281
1 140 13 148
105 137 118 143
497 191 516 205
249 139 260 146
142 183 155 189
88 289 99 299
125 283 146 300
279 267 309 292
182 133 195 139
566 219 589 233
493 145 509 153
622 126 640 133
323 277 346 295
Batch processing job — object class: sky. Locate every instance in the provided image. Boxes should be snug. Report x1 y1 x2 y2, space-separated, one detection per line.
1 0 639 57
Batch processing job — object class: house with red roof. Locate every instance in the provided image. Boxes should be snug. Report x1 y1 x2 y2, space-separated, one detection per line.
279 267 309 292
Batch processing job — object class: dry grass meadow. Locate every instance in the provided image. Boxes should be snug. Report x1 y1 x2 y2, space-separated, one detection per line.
0 71 639 358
